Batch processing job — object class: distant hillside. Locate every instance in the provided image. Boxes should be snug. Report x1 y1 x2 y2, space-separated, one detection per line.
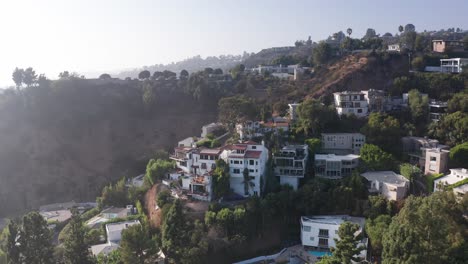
116 54 249 78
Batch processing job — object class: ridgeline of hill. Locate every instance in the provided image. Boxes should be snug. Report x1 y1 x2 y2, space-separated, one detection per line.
1 44 460 217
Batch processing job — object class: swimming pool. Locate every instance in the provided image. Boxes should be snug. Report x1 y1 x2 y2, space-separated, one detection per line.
308 251 332 257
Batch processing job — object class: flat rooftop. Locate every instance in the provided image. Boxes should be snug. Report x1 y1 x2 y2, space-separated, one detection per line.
106 220 140 233
301 215 365 228
315 154 360 161
361 171 409 186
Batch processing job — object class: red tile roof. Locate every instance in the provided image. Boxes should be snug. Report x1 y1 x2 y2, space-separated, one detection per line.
245 150 262 159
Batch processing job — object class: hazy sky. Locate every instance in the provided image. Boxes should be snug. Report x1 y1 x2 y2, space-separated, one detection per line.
1 0 467 87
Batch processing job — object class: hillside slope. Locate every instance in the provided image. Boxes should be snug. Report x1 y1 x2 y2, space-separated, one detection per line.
0 80 217 216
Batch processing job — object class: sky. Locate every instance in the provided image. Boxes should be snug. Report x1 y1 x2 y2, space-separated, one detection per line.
0 0 467 87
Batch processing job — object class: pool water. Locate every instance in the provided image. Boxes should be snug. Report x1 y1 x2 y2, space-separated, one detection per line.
308 251 332 257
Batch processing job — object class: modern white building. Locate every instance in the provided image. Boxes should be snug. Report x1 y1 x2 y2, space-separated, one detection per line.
86 206 136 229
424 148 450 175
314 154 360 179
333 90 387 117
440 58 468 73
333 91 369 117
273 145 309 190
388 44 400 52
300 215 367 259
321 133 366 155
434 168 468 192
361 171 410 201
220 141 269 197
91 220 140 256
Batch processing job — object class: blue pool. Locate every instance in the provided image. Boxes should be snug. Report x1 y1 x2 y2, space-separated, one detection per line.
308 251 332 257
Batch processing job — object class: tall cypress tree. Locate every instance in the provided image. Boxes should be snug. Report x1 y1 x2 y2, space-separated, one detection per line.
64 209 92 264
18 211 54 264
161 200 186 261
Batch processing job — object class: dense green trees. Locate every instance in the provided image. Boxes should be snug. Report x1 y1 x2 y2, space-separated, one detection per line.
99 177 130 207
382 192 467 264
145 159 174 185
408 89 429 132
449 142 468 167
218 96 258 128
138 70 150 80
360 144 395 171
6 212 55 264
332 222 366 264
295 98 337 137
162 200 208 263
120 224 156 264
313 42 333 65
428 111 468 146
64 209 93 264
212 159 230 199
366 214 391 259
361 113 401 154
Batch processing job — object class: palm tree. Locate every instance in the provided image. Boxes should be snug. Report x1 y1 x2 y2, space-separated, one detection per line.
242 168 255 196
346 28 352 37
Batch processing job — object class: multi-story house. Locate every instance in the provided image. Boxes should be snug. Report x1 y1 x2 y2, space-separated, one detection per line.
300 215 367 259
314 154 360 179
361 171 410 201
333 91 369 117
429 100 448 121
321 133 365 155
170 146 223 201
273 145 308 190
424 148 450 175
432 40 467 53
91 220 140 256
333 90 388 117
440 58 468 73
401 137 449 174
220 141 269 197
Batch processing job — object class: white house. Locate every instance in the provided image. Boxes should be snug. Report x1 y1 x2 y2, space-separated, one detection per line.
440 58 468 73
361 171 410 201
314 154 360 179
86 206 135 229
220 141 269 197
236 121 262 141
434 168 468 192
388 44 401 52
333 91 369 117
453 184 468 199
300 215 367 259
273 145 308 190
170 146 223 201
91 220 140 256
321 133 366 155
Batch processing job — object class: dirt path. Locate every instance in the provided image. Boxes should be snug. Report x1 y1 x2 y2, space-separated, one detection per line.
144 183 169 228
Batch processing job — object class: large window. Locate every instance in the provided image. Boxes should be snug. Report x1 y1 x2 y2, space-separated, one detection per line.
319 229 329 237
302 225 311 232
233 169 240 174
249 160 254 165
318 238 328 247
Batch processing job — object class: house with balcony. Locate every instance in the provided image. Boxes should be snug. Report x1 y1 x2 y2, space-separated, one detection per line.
220 141 269 197
273 145 309 190
321 133 365 155
434 168 468 192
314 154 360 179
300 215 367 260
170 146 223 201
440 58 468 73
333 91 369 117
361 171 409 201
429 100 448 121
